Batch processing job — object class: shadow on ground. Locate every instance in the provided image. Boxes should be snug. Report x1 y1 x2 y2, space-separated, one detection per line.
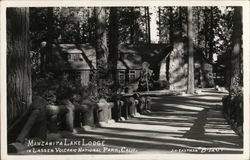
20 89 243 154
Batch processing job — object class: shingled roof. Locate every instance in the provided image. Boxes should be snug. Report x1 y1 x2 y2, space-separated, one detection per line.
53 43 173 71
118 43 173 70
57 43 96 70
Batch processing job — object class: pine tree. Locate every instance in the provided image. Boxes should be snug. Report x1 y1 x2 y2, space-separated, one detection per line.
7 8 32 125
108 7 119 91
187 7 195 94
229 7 242 96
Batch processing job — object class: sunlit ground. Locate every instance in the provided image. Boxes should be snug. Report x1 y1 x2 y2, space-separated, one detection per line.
20 88 243 154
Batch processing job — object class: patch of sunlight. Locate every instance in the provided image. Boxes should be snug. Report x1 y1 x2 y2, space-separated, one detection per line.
156 136 213 144
205 124 231 130
93 130 159 137
205 123 228 126
162 122 194 126
92 129 186 140
99 127 187 136
207 117 227 121
73 133 110 140
196 95 223 100
138 114 196 121
165 109 199 114
141 116 196 121
168 112 200 115
208 110 221 113
207 121 228 125
104 122 191 132
207 112 222 116
125 119 193 127
162 104 204 111
205 132 238 137
166 115 197 119
205 128 236 134
186 100 221 105
212 140 238 146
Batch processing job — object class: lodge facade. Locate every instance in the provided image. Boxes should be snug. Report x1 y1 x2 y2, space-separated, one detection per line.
51 43 173 90
51 41 219 91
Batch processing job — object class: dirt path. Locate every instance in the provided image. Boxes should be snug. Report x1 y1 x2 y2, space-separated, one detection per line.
20 89 243 154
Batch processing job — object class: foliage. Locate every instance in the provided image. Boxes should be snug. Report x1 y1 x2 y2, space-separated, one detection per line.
30 8 48 51
32 72 58 104
32 72 95 104
230 76 243 97
118 7 146 44
159 7 187 43
54 7 90 43
30 50 41 76
94 59 117 101
29 6 241 97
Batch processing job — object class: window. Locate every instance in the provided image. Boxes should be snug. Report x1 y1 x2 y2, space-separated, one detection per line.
129 70 136 83
68 53 83 61
118 70 125 85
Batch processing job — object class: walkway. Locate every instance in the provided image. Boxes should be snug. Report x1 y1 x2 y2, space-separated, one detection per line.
22 89 243 154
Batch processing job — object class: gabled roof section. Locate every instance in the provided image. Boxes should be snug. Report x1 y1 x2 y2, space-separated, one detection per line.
57 44 96 70
54 43 173 71
118 43 173 70
77 44 96 69
59 44 82 54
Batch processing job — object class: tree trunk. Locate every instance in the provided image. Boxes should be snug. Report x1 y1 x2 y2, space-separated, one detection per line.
94 7 109 98
144 7 148 43
147 7 151 43
108 7 119 91
179 7 183 36
186 7 195 94
46 7 54 67
197 8 200 46
145 7 151 43
76 21 81 43
7 8 32 126
229 7 242 96
95 7 108 65
88 7 94 45
166 7 173 82
196 8 201 86
209 7 214 61
158 7 162 43
204 7 209 58
169 7 174 45
130 7 135 44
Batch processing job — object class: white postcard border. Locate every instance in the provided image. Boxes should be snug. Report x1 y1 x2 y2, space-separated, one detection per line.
1 1 249 160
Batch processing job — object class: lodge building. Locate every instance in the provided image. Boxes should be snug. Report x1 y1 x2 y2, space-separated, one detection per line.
50 41 220 92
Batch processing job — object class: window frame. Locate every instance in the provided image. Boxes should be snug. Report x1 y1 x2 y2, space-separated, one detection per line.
118 70 126 85
129 70 136 83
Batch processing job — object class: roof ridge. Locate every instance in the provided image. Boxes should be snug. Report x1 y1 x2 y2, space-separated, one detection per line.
75 44 95 69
